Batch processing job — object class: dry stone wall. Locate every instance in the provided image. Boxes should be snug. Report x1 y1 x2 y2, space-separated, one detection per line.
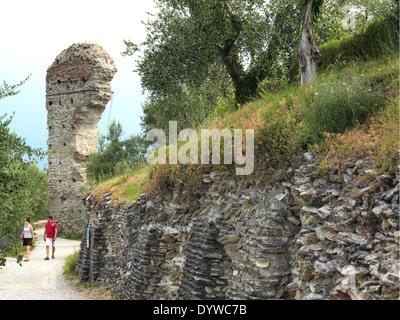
46 43 117 233
77 152 399 300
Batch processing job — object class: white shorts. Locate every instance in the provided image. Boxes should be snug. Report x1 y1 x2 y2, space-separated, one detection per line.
45 238 56 247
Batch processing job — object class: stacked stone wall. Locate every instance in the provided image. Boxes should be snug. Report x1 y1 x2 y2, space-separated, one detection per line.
77 153 399 300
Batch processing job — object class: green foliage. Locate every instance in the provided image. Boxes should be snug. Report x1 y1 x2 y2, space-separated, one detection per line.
62 232 83 241
314 0 349 44
258 87 303 167
0 114 48 234
314 0 396 45
314 158 328 177
290 4 399 82
0 113 48 267
86 120 148 183
141 71 235 135
126 0 277 103
373 98 399 174
90 165 151 206
299 76 386 146
257 54 397 168
64 251 79 277
319 15 399 70
211 94 237 119
0 75 31 100
126 0 303 134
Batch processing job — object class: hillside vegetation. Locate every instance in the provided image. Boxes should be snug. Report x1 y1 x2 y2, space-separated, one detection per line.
86 11 399 206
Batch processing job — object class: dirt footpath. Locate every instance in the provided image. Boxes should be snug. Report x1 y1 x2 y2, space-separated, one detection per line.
0 226 90 300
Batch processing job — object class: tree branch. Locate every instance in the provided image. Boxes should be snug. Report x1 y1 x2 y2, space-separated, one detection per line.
223 1 243 33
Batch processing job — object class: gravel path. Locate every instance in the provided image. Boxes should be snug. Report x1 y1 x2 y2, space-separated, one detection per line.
0 226 91 300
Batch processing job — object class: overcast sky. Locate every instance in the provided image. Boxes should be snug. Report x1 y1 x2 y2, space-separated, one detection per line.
0 0 157 168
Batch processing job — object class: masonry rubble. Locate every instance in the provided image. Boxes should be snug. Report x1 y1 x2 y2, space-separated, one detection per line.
77 151 399 300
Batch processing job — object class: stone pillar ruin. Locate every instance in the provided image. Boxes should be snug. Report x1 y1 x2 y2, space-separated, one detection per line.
46 43 117 234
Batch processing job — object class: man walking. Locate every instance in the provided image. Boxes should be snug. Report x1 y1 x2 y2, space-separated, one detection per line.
44 216 58 260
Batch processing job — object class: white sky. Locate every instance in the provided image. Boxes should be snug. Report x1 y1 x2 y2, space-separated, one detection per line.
0 0 157 168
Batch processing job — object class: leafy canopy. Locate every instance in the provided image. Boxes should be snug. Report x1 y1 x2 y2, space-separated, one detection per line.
124 0 302 133
86 120 148 183
128 1 305 99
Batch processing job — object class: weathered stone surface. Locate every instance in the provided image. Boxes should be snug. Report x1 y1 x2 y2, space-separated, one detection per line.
46 43 117 233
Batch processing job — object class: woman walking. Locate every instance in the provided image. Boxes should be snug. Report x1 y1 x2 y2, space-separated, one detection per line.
21 218 34 262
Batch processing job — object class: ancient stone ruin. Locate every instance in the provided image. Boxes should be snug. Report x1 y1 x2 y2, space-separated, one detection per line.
46 43 117 233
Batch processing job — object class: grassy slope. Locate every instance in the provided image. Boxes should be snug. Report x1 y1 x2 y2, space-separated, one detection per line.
88 53 398 206
87 166 151 205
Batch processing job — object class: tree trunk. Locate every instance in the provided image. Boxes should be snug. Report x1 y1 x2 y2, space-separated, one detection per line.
215 2 247 104
217 48 246 103
298 0 322 85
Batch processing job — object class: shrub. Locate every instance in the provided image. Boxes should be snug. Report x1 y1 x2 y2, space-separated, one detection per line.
299 76 386 146
211 94 236 119
259 94 302 167
319 16 399 71
86 121 147 183
64 251 79 277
